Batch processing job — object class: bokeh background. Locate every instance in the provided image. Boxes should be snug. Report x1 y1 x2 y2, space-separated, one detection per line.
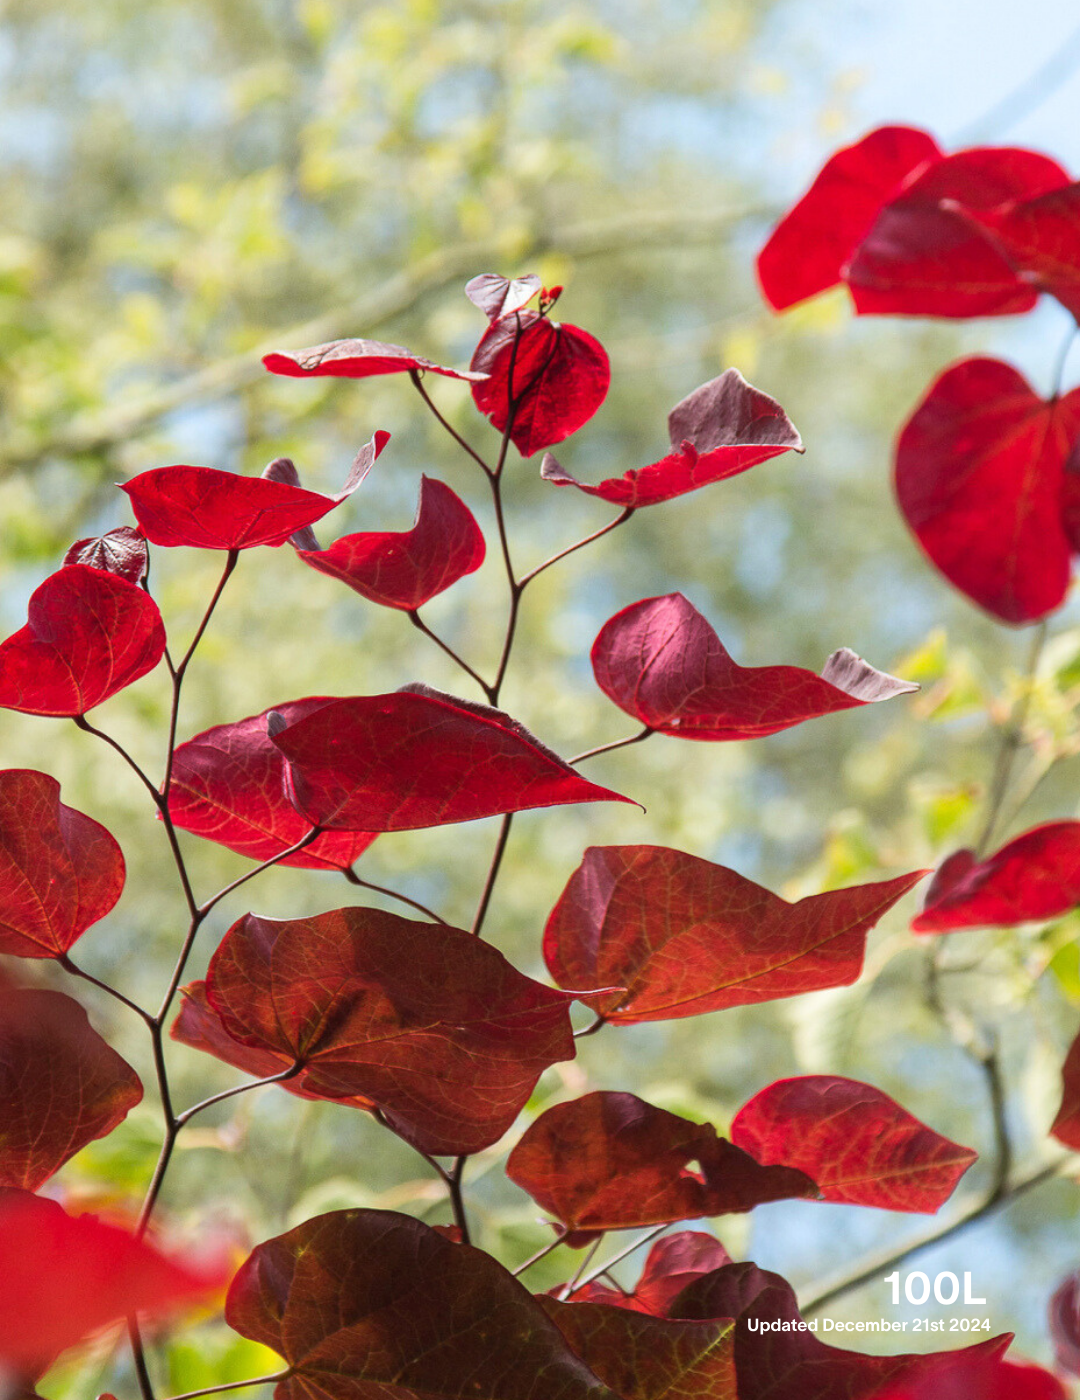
4 0 1080 1391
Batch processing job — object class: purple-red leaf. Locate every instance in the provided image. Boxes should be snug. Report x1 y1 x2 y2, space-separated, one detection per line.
0 565 166 717
730 1075 976 1212
63 526 148 584
120 433 390 550
592 594 916 740
226 1209 616 1400
896 357 1080 624
972 182 1080 320
544 846 924 1021
205 906 576 1154
565 1232 732 1316
0 986 142 1191
465 272 542 321
1050 1028 1080 1150
540 370 802 507
298 475 485 610
263 338 486 382
269 686 633 832
506 1092 817 1232
168 698 376 870
470 312 610 457
0 770 124 959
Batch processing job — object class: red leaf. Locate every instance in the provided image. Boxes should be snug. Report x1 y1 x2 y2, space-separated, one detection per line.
205 906 576 1154
465 272 542 321
0 1190 220 1381
757 126 943 310
506 1092 817 1232
262 338 486 382
470 312 610 456
0 987 142 1191
1050 1270 1080 1378
0 770 124 958
894 358 1080 624
226 1209 615 1400
298 475 486 610
168 698 376 871
120 433 390 550
872 1355 1068 1400
566 1232 732 1316
1050 1027 1080 1150
269 685 633 831
670 1261 1009 1400
971 182 1080 320
0 565 166 717
912 822 1080 933
730 1075 976 1212
544 846 924 1021
591 594 916 740
540 370 803 507
63 526 148 584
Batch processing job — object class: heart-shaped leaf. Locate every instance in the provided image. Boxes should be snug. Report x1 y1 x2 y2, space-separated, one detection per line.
564 1232 732 1315
506 1092 817 1232
544 846 924 1021
168 698 377 870
0 565 166 717
0 770 124 959
894 357 1080 624
0 986 142 1190
591 594 916 740
263 338 486 382
470 312 610 457
298 475 485 609
970 182 1080 321
540 371 803 507
226 1209 616 1400
63 526 148 583
269 685 633 832
465 273 542 321
730 1075 977 1212
205 906 576 1154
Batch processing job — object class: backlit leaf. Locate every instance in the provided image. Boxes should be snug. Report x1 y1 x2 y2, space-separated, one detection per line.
970 182 1080 320
465 273 542 321
263 338 486 381
564 1232 732 1316
62 526 148 584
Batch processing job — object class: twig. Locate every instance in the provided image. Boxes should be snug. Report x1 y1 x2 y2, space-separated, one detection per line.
409 369 491 474
342 867 450 924
973 619 1047 857
513 1229 570 1277
564 1224 670 1297
471 812 514 937
569 728 653 766
161 1374 292 1400
518 508 635 588
409 609 493 701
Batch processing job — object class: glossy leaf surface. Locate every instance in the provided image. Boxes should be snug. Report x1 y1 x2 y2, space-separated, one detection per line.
63 526 148 583
592 594 916 740
0 565 166 717
731 1075 976 1212
0 769 125 958
506 1092 817 1231
263 337 486 381
566 1232 732 1315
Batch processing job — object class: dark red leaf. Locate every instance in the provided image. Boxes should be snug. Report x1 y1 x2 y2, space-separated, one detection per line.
0 1189 221 1382
226 1209 615 1400
269 685 633 832
465 272 542 321
0 986 142 1191
263 338 486 382
971 182 1080 320
120 433 390 550
168 698 376 870
205 906 576 1154
757 125 943 310
894 358 1080 624
1050 1027 1080 1150
63 526 148 584
470 311 610 457
566 1232 732 1315
0 769 124 958
506 1092 817 1232
592 594 916 740
670 1261 1009 1400
730 1075 976 1212
540 370 803 507
0 565 166 717
298 475 486 610
1050 1270 1080 1377
544 846 924 1021
912 822 1080 933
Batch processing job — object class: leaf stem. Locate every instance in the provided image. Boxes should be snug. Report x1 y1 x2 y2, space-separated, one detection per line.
573 1013 607 1038
512 1229 570 1276
1052 322 1080 399
973 618 1047 858
471 811 514 937
518 508 634 588
128 1317 157 1400
565 1223 670 1297
59 954 153 1025
161 1373 293 1400
408 609 493 701
569 727 653 766
174 1061 302 1130
448 1155 472 1245
409 369 492 474
72 715 160 805
342 866 450 925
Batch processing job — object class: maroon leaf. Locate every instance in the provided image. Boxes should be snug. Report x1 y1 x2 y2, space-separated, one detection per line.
226 1209 616 1400
1050 1270 1080 1378
298 475 486 610
894 357 1080 624
540 370 803 507
757 126 943 310
566 1232 732 1316
544 846 924 1022
912 822 1080 933
263 338 486 382
470 311 610 457
0 770 124 959
730 1075 976 1212
670 1261 1009 1400
591 594 916 740
63 526 148 584
0 986 142 1191
1050 1028 1080 1150
465 272 542 321
269 686 633 832
506 1092 817 1232
971 182 1080 321
168 698 376 870
120 433 390 550
205 906 576 1154
0 565 166 717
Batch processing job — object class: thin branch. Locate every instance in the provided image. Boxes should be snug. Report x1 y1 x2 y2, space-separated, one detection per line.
973 619 1048 857
558 1237 605 1301
569 728 653 766
980 1044 1013 1205
410 369 492 474
128 1317 157 1400
448 1155 472 1245
518 508 635 588
342 866 450 925
198 827 322 919
175 1061 302 1129
161 1373 293 1400
72 715 160 805
1051 322 1080 399
409 609 493 701
563 1224 671 1298
471 812 514 937
573 1013 607 1039
59 954 153 1025
513 1229 570 1277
